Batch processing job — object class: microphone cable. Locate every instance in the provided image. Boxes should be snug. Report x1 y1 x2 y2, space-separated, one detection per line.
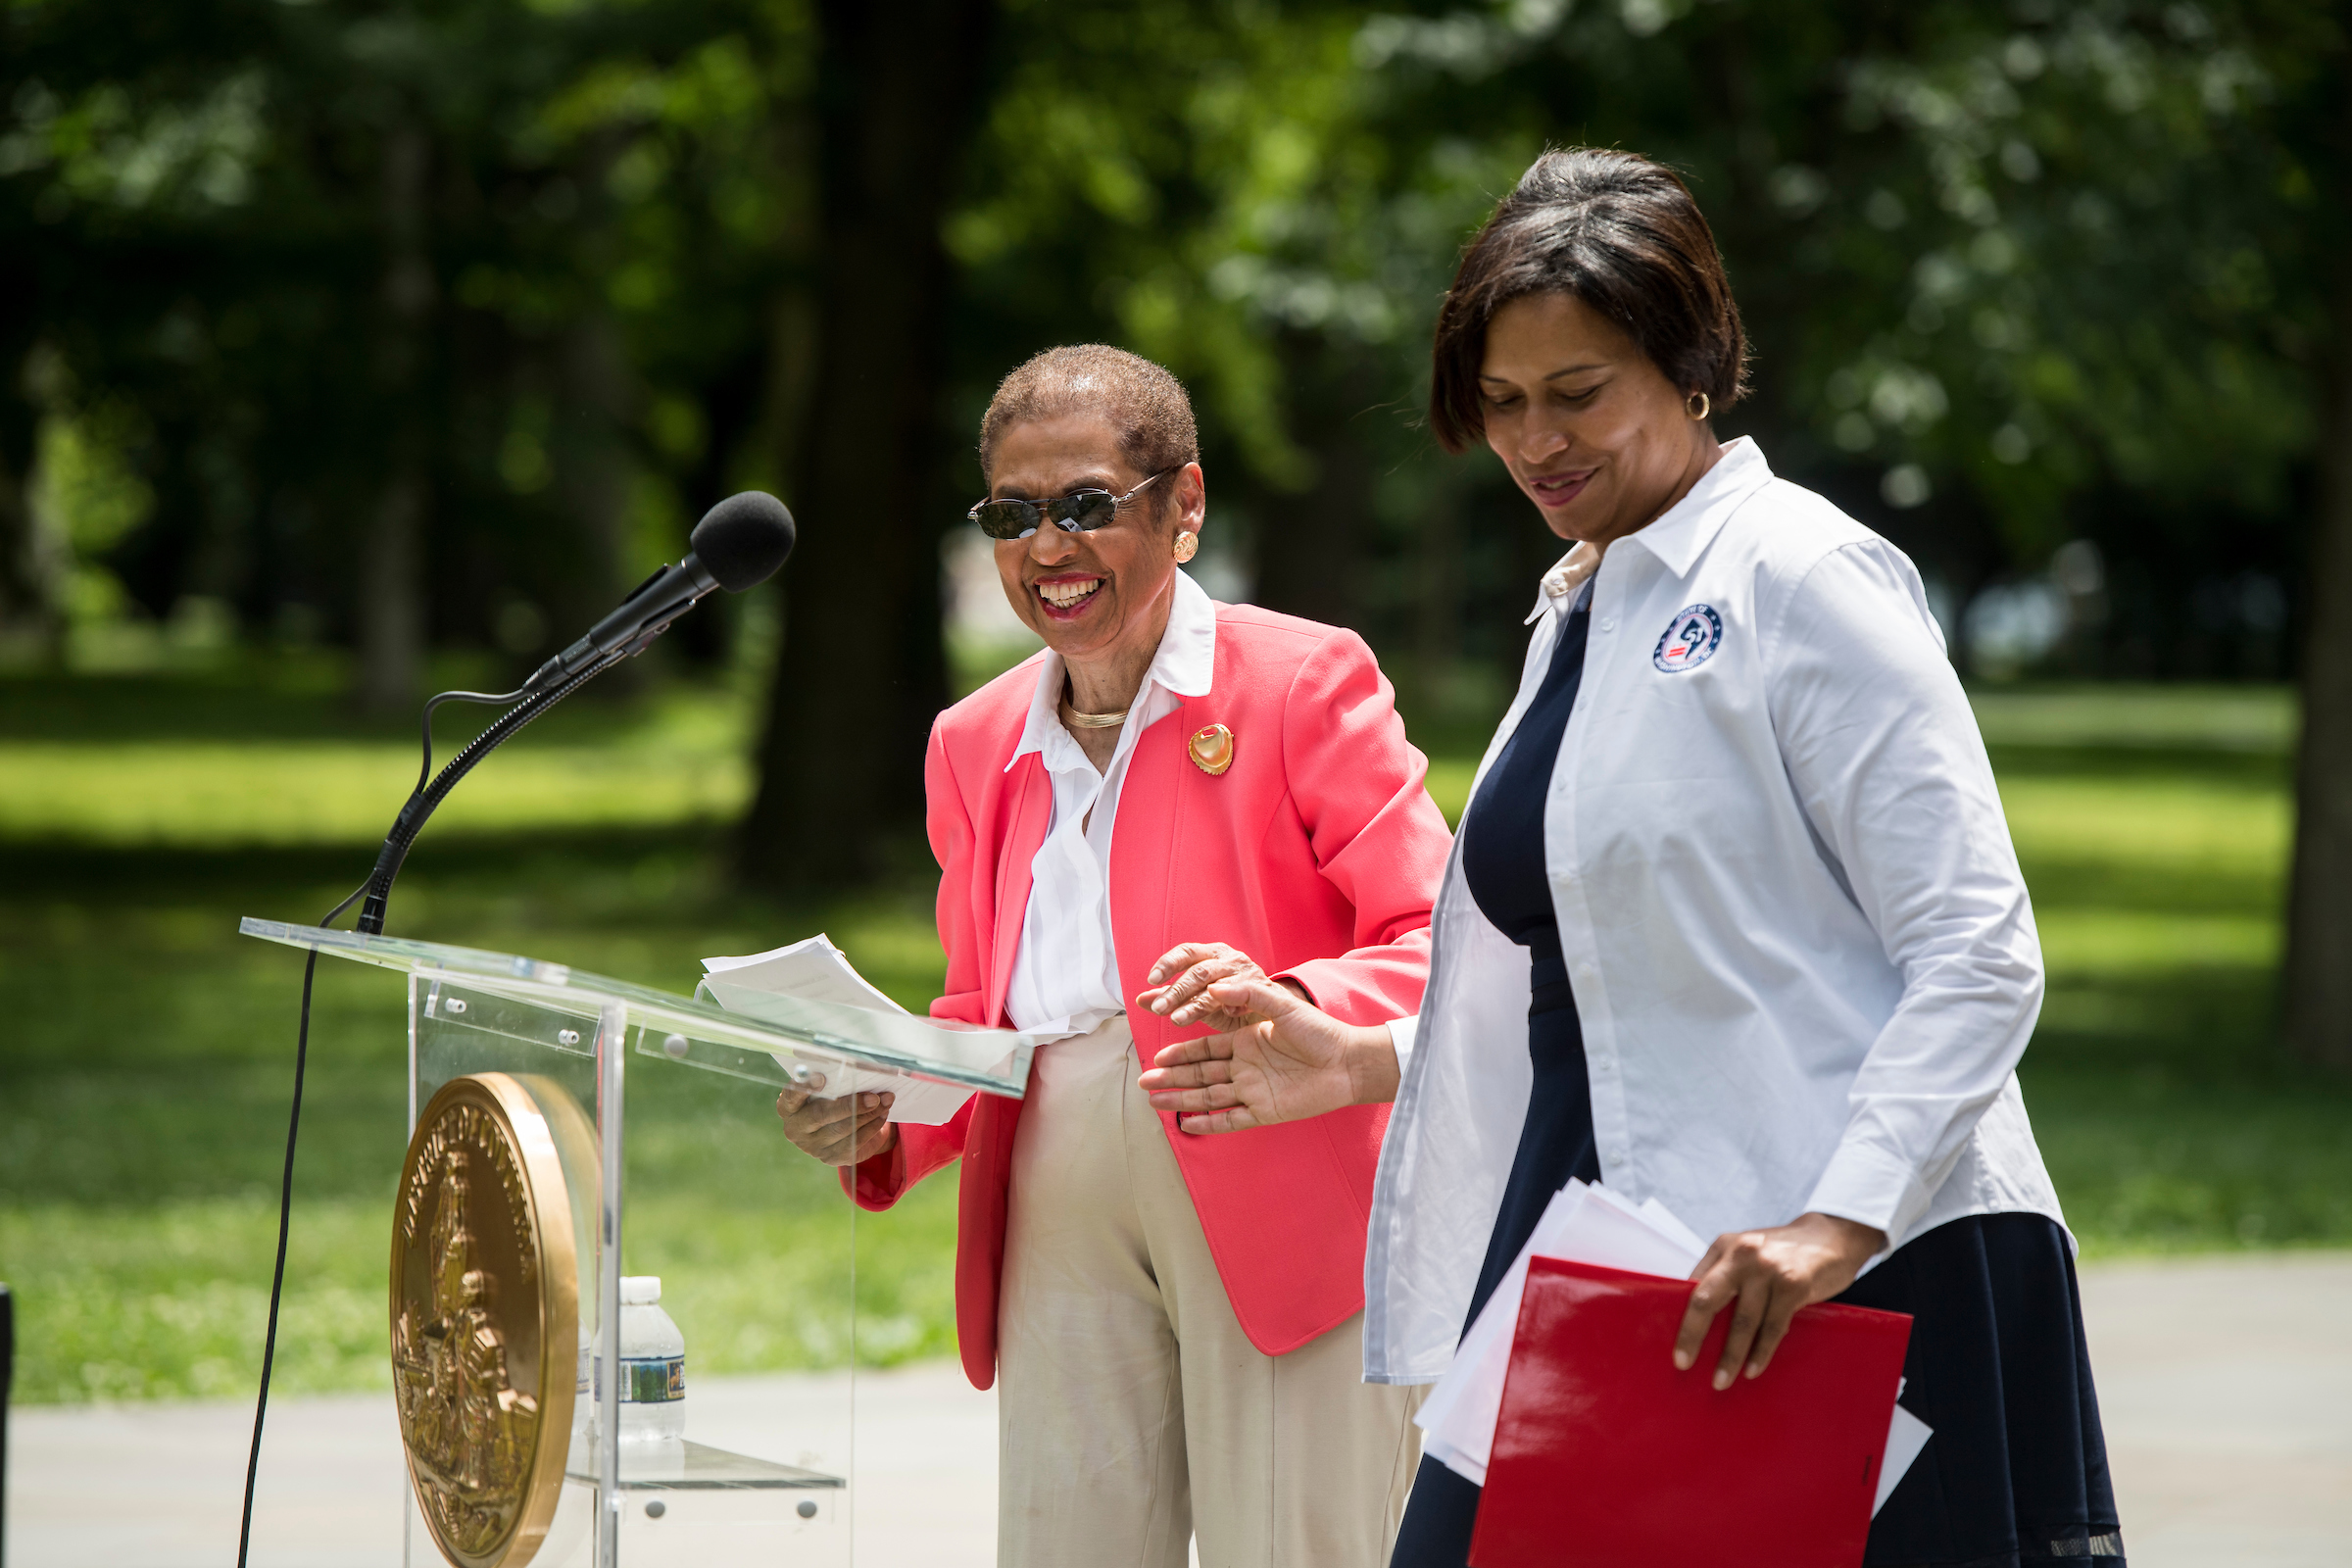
356 663 608 937
235 662 610 1568
235 881 361 1568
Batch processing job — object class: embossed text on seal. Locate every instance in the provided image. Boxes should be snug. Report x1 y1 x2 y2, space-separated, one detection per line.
393 1072 584 1568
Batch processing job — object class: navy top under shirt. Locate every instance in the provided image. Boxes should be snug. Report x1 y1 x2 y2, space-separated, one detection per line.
1453 584 1602 1328
1460 585 1592 1004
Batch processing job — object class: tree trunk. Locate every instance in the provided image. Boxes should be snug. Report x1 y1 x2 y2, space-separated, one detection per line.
1411 477 1463 708
357 121 433 713
357 470 425 709
551 309 636 689
1251 340 1372 633
546 130 637 685
737 0 996 889
2280 31 2352 1073
2282 280 2352 1071
1252 433 1367 633
0 380 57 662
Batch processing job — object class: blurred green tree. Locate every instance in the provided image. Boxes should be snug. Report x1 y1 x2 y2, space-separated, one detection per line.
950 0 2318 651
5 0 2345 1020
0 0 808 703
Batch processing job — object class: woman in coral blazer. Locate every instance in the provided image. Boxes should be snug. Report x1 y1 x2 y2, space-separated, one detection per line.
775 345 1450 1568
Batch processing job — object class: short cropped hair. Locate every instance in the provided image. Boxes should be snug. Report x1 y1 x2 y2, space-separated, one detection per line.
979 345 1200 501
1430 148 1750 454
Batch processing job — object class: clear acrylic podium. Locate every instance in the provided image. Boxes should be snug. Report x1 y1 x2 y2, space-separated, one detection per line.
240 918 1036 1568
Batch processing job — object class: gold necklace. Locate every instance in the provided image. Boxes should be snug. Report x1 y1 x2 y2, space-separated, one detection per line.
1060 701 1129 729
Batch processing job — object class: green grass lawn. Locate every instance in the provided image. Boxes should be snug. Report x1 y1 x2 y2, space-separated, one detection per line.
0 666 958 1404
1 670 2343 1406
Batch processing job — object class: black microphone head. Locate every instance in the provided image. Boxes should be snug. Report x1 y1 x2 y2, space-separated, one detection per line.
690 492 796 592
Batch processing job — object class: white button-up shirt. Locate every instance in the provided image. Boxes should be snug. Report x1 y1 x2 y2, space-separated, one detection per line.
1364 438 2062 1386
1001 569 1218 1037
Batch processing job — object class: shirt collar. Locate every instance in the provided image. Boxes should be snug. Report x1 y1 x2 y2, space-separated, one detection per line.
1525 541 1603 625
1520 437 1773 621
1151 566 1218 698
1008 568 1219 769
1616 435 1774 580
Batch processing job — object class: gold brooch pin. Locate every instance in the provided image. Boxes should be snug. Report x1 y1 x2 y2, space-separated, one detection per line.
1189 723 1235 776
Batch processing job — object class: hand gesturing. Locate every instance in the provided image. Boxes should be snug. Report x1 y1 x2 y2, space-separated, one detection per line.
1137 975 1396 1133
1135 941 1289 1033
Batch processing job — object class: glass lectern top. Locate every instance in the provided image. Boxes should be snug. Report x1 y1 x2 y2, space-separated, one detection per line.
239 916 1032 1100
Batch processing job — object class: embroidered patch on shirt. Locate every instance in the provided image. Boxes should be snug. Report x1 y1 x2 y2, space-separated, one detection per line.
1652 605 1725 672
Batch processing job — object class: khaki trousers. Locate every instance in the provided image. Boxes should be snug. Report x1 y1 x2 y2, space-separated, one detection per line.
997 1018 1424 1568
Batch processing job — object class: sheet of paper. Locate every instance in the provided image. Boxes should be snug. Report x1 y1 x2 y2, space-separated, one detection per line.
1416 1180 1705 1486
1633 1194 1708 1259
1410 1182 1591 1480
703 934 911 1012
1876 1401 1933 1516
700 935 1004 1125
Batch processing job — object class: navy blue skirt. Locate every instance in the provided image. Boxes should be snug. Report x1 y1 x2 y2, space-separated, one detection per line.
1390 992 2125 1567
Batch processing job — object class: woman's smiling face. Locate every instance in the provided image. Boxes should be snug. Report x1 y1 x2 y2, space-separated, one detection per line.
1478 290 1713 548
988 413 1201 666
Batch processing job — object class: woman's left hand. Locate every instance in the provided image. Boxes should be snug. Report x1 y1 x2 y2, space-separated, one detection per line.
1136 942 1305 1031
1674 1212 1887 1389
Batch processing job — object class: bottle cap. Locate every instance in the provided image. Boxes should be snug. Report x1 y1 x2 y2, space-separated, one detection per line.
620 1275 662 1305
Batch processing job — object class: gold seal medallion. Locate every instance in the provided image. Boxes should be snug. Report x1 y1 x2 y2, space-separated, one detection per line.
393 1073 589 1568
1188 723 1235 776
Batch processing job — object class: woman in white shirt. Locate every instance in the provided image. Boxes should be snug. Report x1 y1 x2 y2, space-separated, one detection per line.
1141 150 2124 1566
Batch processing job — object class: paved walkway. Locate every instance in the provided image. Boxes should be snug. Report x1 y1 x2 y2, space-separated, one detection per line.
7 1251 2346 1566
2076 1252 2351 1566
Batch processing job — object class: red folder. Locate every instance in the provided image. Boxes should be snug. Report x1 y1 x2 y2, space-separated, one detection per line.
1469 1258 1912 1568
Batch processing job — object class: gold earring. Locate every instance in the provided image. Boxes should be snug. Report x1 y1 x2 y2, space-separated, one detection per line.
1173 531 1199 564
1687 390 1711 421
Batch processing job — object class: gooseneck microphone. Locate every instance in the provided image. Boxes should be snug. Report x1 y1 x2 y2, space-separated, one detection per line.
236 491 793 1568
523 489 798 695
355 491 794 936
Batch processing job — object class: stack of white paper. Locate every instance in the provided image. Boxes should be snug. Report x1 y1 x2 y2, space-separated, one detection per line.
703 933 912 1011
1415 1179 1931 1517
700 935 1017 1125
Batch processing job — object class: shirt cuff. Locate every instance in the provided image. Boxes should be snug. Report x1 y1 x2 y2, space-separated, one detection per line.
1386 1013 1420 1071
839 1131 908 1211
1801 1138 1925 1248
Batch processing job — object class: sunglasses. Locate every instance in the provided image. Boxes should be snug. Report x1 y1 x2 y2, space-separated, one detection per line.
968 470 1169 540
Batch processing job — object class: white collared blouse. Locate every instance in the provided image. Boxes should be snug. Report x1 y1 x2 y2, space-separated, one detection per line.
999 568 1218 1038
1364 438 2063 1386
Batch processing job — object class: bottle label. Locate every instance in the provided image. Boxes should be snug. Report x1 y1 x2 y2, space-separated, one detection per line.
619 1355 685 1403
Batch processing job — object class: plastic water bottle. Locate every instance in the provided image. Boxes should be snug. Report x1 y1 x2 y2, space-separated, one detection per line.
617 1275 686 1443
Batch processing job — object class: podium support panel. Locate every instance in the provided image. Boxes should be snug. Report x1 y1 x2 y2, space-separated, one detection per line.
241 919 1035 1568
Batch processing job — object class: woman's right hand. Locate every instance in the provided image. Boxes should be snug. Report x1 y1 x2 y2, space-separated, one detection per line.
774 1080 899 1166
1139 978 1400 1133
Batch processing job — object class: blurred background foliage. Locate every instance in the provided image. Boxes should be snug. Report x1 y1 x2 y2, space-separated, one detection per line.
5 0 2352 1404
4 0 2342 730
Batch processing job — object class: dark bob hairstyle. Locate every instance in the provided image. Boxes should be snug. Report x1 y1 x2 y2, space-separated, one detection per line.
1430 148 1750 454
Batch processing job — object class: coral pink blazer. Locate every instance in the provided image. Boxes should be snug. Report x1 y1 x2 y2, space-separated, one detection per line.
845 605 1451 1390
